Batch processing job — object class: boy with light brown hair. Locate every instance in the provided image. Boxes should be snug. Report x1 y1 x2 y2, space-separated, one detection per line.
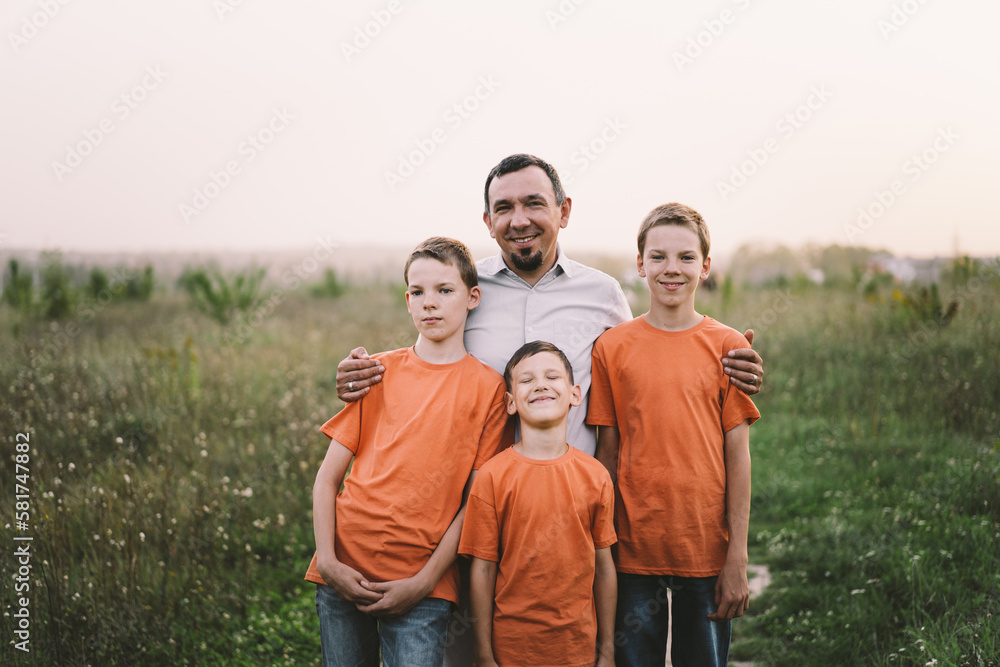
588 203 760 667
305 237 510 667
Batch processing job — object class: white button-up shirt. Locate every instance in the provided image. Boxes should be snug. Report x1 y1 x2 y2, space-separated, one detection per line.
464 249 633 455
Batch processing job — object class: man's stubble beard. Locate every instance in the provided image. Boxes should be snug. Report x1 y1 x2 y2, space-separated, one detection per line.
509 248 543 273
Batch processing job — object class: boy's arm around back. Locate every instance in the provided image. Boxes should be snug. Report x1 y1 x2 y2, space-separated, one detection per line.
589 332 620 484
312 437 383 606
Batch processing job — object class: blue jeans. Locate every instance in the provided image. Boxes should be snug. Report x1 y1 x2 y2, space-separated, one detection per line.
315 584 451 667
614 573 731 667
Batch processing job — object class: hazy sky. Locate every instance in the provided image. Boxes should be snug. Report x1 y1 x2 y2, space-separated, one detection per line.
3 0 998 261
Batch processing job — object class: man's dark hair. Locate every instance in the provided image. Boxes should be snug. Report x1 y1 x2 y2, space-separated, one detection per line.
503 340 574 392
483 154 567 215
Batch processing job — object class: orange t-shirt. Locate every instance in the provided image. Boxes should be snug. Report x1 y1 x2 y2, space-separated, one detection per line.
459 446 616 667
587 315 760 577
304 347 509 604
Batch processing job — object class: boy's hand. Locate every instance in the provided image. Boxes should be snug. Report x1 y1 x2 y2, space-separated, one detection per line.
722 329 764 395
354 575 431 618
708 560 750 622
595 653 615 667
477 657 500 667
337 347 385 402
317 560 384 606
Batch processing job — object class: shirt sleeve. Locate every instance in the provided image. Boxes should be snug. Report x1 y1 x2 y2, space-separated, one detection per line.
473 380 513 470
719 331 761 432
458 470 500 562
591 468 617 549
319 400 362 454
586 335 617 427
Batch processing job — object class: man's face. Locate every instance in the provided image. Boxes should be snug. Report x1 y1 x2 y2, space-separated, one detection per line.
483 166 571 281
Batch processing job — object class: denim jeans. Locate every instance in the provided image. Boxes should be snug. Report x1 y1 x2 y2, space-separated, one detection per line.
315 584 452 667
614 573 731 667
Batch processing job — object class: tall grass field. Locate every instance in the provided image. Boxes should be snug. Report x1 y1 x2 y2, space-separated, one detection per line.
2 257 998 666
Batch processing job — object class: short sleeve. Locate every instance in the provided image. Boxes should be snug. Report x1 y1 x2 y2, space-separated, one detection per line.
473 380 513 470
591 469 617 549
586 334 617 427
458 470 500 562
719 332 761 432
319 400 362 454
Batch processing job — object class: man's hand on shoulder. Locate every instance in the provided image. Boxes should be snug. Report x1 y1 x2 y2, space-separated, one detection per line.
337 347 385 402
722 329 764 396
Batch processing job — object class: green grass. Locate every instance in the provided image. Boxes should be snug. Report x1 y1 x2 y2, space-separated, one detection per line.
2 264 999 665
1 285 413 666
705 267 1000 666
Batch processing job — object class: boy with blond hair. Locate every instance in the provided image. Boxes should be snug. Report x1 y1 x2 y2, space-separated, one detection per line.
305 237 510 667
588 203 760 667
460 341 617 667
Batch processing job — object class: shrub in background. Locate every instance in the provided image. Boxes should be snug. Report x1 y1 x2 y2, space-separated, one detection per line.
308 268 346 299
40 252 76 320
179 267 265 325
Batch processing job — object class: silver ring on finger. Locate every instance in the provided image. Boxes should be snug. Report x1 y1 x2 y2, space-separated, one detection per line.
750 374 757 385
348 381 354 392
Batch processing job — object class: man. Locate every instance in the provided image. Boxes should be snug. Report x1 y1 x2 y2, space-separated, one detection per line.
334 153 764 664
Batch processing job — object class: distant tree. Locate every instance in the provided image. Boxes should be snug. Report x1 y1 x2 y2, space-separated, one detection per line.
3 258 34 312
309 269 346 299
40 252 75 320
125 265 155 301
89 267 110 299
